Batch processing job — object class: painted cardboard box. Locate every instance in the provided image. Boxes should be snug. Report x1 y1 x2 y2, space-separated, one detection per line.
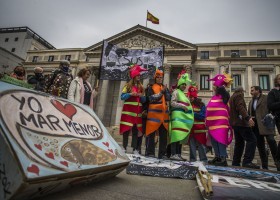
0 82 129 200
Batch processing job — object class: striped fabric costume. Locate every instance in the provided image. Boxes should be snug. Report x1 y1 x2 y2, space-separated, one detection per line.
120 65 147 134
170 73 194 143
206 73 233 146
188 85 207 145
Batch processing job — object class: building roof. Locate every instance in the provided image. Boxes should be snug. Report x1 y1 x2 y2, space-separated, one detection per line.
84 24 197 52
0 26 55 49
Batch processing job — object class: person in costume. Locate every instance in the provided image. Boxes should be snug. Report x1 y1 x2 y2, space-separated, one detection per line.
146 68 171 159
206 73 233 166
169 73 194 161
44 60 73 98
188 84 208 162
120 64 147 154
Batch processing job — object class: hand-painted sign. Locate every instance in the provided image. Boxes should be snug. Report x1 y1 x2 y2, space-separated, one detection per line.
0 82 129 200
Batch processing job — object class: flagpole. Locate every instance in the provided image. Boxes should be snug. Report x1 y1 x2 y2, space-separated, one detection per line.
146 10 148 27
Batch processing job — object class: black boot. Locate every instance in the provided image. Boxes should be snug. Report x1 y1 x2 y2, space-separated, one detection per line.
208 157 221 165
215 157 228 167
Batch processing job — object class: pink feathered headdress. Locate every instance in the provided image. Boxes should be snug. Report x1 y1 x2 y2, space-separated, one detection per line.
208 73 233 88
129 64 147 79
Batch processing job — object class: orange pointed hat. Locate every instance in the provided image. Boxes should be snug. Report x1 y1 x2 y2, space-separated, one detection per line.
154 66 164 78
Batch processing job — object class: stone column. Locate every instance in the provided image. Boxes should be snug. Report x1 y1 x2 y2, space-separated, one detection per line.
275 65 280 75
96 80 109 120
143 78 150 88
114 81 127 126
163 64 171 88
247 65 252 96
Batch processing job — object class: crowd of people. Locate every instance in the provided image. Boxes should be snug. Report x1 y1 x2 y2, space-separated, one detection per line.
120 64 280 171
1 62 280 171
1 60 99 107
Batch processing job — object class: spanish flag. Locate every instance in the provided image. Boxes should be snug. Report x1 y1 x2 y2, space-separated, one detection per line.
147 11 159 24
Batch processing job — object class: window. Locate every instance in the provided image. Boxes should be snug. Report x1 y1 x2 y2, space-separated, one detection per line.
11 48 16 52
200 51 209 59
231 50 240 58
200 75 210 90
32 56 38 62
15 37 18 41
65 55 71 61
259 75 270 90
232 74 241 90
48 56 54 62
5 38 9 42
257 50 267 58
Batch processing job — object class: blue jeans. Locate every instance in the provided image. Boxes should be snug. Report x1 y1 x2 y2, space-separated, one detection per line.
189 137 207 162
211 136 227 158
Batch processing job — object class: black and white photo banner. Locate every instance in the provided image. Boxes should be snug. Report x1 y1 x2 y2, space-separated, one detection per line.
100 41 164 81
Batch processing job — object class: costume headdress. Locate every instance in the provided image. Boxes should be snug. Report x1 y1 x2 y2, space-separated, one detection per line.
208 72 233 87
154 66 164 78
129 64 147 79
187 82 198 98
177 73 192 87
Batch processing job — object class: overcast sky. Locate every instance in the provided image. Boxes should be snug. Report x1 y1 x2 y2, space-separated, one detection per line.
1 0 280 49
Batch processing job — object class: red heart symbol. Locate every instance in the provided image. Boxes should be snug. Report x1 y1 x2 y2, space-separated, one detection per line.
34 144 42 151
60 161 68 167
51 100 77 120
102 142 109 147
45 152 55 160
108 149 113 154
27 164 39 176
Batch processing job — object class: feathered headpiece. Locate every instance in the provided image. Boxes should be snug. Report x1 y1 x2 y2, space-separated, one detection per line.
129 64 147 79
208 72 233 88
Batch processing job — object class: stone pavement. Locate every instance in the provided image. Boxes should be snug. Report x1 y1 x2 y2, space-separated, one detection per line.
40 170 203 200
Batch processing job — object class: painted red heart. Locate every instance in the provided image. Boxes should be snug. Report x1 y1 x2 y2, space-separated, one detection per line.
60 161 68 167
51 99 77 120
34 144 42 151
27 164 39 176
102 142 109 147
108 149 113 154
45 152 55 160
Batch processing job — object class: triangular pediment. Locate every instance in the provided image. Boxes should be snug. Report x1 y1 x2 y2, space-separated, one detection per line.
84 24 196 53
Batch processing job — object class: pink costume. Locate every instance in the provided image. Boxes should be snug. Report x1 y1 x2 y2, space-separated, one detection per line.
206 73 233 145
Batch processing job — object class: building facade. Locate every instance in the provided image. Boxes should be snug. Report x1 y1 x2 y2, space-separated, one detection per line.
0 26 55 73
22 24 280 128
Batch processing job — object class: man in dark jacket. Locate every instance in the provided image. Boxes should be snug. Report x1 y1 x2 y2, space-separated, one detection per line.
229 86 260 169
27 67 45 91
249 86 278 170
267 74 280 171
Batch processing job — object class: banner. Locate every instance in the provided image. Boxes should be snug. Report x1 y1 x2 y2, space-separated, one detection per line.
0 82 129 199
100 41 164 81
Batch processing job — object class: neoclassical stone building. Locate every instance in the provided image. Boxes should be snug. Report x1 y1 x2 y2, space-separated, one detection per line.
23 24 280 128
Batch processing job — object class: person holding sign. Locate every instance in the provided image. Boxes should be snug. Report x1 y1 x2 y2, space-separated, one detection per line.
145 68 171 159
120 65 147 154
169 73 194 161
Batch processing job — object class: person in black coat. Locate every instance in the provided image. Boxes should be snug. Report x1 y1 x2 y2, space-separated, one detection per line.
27 67 45 91
267 74 280 171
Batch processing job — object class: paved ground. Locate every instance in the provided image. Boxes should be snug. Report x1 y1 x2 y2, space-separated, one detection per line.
40 170 203 200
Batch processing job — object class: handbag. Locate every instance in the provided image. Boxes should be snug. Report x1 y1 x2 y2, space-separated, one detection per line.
262 113 276 130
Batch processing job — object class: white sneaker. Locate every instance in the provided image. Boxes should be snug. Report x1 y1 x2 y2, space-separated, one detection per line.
170 154 184 161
